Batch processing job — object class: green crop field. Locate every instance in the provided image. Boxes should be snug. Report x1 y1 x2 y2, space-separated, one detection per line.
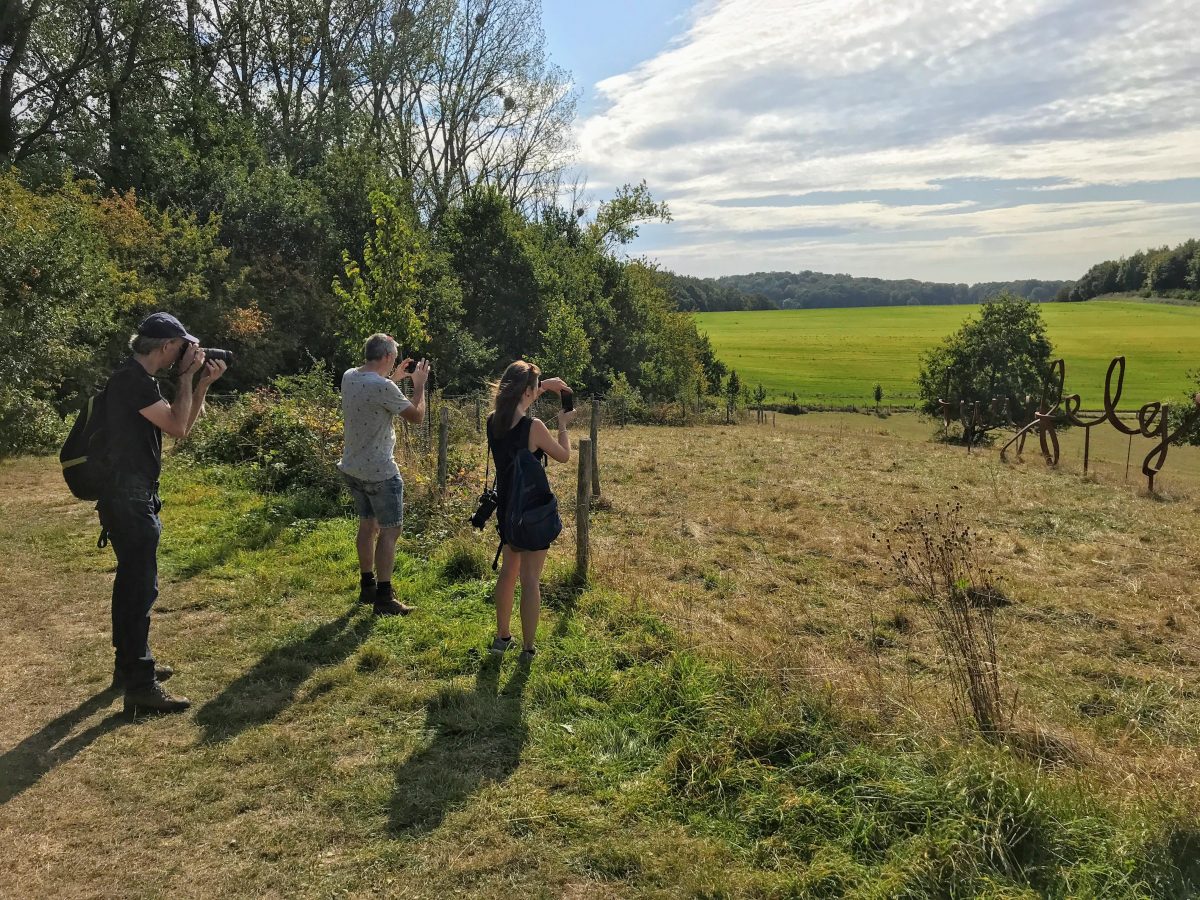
695 298 1200 408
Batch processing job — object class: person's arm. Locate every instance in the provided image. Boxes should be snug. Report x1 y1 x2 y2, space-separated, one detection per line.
185 358 228 432
139 346 205 438
530 413 574 463
398 360 429 425
537 376 572 399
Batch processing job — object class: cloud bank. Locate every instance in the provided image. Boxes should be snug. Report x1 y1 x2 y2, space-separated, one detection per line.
577 0 1200 282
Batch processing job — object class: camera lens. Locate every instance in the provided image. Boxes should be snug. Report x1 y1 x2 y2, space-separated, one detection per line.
203 348 234 364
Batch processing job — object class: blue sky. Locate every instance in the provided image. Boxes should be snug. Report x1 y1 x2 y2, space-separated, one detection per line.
540 0 1200 284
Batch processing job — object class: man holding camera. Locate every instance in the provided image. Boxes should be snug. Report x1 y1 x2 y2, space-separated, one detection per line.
102 312 227 714
339 334 428 616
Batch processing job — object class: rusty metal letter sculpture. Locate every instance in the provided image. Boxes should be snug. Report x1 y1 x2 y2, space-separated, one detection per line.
1000 356 1200 492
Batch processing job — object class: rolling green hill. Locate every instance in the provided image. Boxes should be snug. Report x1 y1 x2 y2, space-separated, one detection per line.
695 299 1200 408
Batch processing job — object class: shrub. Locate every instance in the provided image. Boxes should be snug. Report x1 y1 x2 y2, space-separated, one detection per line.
180 364 348 514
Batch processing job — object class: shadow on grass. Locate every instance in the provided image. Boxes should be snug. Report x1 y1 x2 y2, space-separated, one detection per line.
195 609 373 742
544 570 588 638
0 691 124 805
388 653 529 835
168 508 292 581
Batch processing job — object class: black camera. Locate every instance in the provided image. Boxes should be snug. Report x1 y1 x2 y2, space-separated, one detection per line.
178 343 234 365
470 487 498 529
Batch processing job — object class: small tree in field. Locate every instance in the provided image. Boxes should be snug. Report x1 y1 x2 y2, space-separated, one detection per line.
873 383 884 410
725 369 741 409
916 293 1053 418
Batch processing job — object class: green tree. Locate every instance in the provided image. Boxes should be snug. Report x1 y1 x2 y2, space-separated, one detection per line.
334 191 428 361
916 293 1053 418
873 383 884 410
535 299 591 387
725 369 741 410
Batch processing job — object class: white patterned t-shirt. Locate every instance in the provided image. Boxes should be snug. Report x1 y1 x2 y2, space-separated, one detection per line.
338 368 412 482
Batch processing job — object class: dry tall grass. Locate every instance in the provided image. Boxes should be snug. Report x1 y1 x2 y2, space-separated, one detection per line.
558 411 1200 803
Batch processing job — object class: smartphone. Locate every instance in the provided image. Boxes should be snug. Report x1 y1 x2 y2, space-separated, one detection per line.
403 359 417 373
561 390 574 412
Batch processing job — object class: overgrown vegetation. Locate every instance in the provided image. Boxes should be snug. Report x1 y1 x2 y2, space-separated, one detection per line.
0 1 724 457
3 455 1197 896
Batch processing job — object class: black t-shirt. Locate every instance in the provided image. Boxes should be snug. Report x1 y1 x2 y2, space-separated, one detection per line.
487 413 545 508
105 358 165 482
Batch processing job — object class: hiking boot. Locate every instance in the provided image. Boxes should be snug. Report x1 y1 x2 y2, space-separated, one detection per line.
124 681 191 715
111 664 174 691
489 635 516 654
519 647 536 664
373 594 414 617
357 581 376 605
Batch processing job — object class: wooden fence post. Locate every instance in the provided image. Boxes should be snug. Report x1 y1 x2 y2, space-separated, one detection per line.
437 405 449 494
576 438 591 578
590 398 601 498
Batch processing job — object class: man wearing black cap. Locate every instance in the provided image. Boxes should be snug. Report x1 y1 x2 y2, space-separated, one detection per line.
100 312 226 714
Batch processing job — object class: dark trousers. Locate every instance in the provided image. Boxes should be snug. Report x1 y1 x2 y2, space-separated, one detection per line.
98 479 162 689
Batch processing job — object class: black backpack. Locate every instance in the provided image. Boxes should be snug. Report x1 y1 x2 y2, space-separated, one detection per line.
503 443 562 553
60 389 110 501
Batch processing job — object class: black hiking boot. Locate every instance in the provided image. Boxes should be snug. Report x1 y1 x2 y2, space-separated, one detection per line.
111 664 174 691
124 681 191 716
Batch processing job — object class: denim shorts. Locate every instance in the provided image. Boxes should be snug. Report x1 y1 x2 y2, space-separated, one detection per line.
341 472 404 528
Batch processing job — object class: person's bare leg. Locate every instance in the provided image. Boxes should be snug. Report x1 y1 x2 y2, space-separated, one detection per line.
356 518 378 574
518 550 548 652
374 526 403 583
494 546 520 639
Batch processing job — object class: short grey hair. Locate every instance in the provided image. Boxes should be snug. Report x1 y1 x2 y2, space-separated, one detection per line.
129 333 174 355
363 333 397 361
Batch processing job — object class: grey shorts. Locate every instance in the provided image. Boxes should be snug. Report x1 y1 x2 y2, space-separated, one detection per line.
341 472 404 528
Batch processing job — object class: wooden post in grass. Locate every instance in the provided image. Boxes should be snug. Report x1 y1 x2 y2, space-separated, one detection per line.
576 438 591 577
437 406 449 494
590 398 601 498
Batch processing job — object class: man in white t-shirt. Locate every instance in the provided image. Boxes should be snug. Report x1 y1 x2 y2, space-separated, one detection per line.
338 333 429 615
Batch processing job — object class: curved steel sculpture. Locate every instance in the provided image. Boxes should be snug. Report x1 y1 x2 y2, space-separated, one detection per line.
998 356 1200 491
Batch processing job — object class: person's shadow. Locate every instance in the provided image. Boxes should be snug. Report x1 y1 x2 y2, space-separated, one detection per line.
195 609 373 743
388 653 530 835
0 691 125 806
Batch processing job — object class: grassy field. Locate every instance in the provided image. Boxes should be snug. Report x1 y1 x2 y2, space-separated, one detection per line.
695 298 1200 408
2 414 1200 897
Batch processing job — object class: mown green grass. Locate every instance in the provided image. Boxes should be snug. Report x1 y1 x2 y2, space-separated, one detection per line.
4 456 1196 897
695 299 1200 408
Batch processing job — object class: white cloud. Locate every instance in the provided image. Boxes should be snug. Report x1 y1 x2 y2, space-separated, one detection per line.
576 0 1200 281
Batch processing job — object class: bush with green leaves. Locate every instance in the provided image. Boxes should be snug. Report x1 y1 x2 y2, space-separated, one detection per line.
917 293 1054 418
180 365 348 513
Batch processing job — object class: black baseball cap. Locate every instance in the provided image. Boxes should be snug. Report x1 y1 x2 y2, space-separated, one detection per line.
138 312 198 343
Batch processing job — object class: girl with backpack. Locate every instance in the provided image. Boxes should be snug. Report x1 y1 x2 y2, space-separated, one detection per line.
486 360 575 660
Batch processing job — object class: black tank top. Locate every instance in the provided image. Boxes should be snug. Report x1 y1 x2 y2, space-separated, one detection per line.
487 413 545 506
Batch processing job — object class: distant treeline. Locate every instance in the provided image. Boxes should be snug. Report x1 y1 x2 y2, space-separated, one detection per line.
1066 238 1200 302
666 271 1071 312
